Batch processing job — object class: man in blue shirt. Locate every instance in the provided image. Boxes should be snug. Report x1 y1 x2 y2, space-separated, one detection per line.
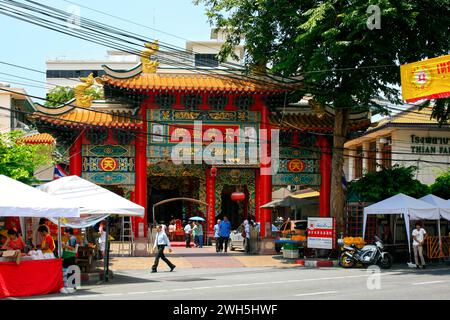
218 216 231 253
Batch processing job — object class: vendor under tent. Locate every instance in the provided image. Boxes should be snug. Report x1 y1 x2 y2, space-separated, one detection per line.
419 194 450 258
0 175 80 298
363 193 440 262
37 176 145 281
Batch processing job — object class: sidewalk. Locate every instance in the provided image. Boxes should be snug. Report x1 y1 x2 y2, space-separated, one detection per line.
107 246 298 271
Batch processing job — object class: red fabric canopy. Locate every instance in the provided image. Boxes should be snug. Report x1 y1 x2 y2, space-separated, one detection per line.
0 259 63 298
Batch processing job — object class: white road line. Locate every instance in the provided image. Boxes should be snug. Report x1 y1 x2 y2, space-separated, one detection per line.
193 287 212 290
215 285 233 288
149 290 168 293
412 280 448 285
172 288 191 292
294 291 338 297
102 293 124 297
127 291 149 295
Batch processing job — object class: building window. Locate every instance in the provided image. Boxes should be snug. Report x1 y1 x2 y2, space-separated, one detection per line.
46 69 107 78
354 146 363 178
381 138 392 169
368 142 377 173
194 54 219 68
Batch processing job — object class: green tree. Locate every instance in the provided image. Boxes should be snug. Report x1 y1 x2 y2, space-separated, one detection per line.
195 0 450 231
431 169 450 199
45 86 103 107
0 131 53 184
348 165 430 203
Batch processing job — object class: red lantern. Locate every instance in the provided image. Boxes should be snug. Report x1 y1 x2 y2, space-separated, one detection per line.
210 167 217 177
231 192 245 201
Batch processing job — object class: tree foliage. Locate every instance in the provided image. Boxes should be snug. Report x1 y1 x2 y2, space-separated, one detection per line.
430 169 450 199
196 0 450 115
0 131 53 184
45 86 103 107
196 0 450 231
348 165 430 203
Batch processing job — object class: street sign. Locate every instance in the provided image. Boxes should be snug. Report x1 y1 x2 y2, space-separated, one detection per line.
307 217 336 249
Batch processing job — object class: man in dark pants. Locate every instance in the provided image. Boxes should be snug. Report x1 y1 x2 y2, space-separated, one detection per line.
184 221 192 248
218 216 231 253
151 225 176 273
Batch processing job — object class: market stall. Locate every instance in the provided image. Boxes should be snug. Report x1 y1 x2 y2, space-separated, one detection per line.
0 175 80 298
419 195 450 258
362 193 440 262
38 176 144 281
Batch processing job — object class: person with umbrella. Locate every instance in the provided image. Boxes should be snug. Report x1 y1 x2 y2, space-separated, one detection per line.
193 221 204 248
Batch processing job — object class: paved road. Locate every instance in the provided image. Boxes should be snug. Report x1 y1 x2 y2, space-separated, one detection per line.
23 265 450 300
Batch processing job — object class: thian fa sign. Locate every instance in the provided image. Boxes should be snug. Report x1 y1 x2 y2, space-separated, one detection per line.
400 54 450 103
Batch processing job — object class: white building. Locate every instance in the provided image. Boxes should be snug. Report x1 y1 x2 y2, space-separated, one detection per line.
0 84 35 132
46 28 244 91
344 104 450 185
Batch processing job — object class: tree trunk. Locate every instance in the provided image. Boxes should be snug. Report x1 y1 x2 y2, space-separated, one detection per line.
330 107 350 235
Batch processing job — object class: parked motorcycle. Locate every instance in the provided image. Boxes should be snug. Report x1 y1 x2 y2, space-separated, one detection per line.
338 235 393 269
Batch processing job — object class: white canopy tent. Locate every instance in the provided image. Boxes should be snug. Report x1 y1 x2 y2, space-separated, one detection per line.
420 194 450 221
0 175 79 218
37 176 144 217
363 193 440 258
37 176 145 282
0 175 80 259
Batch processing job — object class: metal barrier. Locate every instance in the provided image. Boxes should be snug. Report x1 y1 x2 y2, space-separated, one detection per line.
425 236 450 259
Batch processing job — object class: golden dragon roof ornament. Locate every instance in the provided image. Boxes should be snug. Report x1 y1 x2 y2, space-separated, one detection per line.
141 40 160 73
74 73 97 108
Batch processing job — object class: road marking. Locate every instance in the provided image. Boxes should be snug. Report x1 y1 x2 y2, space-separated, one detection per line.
215 285 233 288
149 289 168 293
127 291 148 295
294 291 337 297
413 280 448 285
193 286 212 290
172 288 190 292
102 293 124 297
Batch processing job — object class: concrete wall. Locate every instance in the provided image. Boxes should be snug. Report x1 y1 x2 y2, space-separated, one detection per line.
391 129 450 185
0 94 11 132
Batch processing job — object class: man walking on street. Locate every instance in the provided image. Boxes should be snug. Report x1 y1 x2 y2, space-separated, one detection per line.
151 225 175 273
214 219 221 252
218 216 231 253
412 222 427 269
184 221 192 248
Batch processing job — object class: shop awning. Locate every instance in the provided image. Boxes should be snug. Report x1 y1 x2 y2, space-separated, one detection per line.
37 176 144 217
0 175 79 218
291 191 320 199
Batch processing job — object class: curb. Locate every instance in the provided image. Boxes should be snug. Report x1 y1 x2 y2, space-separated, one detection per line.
295 259 339 268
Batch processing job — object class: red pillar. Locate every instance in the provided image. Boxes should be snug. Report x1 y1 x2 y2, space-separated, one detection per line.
134 110 148 238
258 103 272 237
205 168 216 240
254 169 261 223
317 135 332 217
69 132 82 176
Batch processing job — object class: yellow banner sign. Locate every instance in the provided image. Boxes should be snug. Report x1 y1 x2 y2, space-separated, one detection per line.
400 54 450 103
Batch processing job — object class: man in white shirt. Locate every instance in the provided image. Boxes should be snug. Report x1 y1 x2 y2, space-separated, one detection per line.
412 222 427 269
151 225 175 273
184 221 192 248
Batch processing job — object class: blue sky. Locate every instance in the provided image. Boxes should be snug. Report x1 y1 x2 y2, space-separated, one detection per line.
0 0 212 98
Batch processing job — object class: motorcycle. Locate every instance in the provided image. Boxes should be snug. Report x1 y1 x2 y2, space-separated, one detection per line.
338 235 393 269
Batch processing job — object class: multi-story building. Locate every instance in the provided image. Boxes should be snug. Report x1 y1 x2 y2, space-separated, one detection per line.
46 28 245 90
0 84 35 132
344 104 450 185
